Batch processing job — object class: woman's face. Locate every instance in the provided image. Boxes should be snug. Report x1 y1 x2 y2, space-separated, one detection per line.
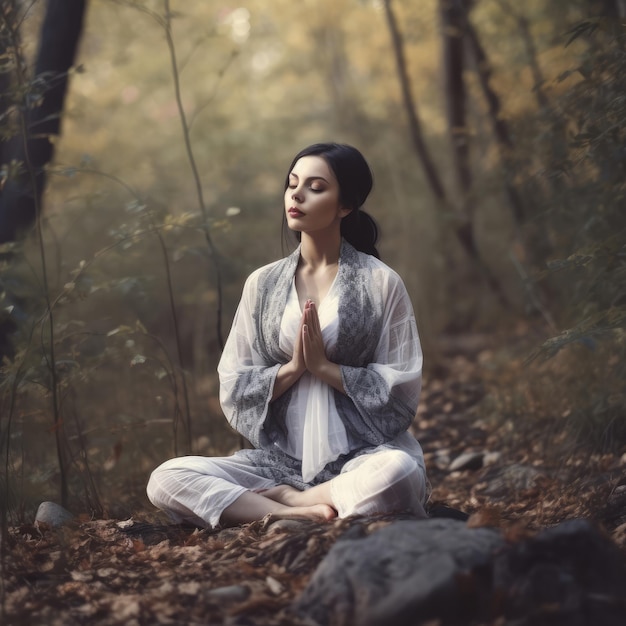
284 156 351 237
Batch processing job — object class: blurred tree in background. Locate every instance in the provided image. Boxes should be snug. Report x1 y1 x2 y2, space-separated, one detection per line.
0 0 624 521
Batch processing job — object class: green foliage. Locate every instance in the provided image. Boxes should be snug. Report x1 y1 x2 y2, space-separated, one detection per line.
0 1 243 522
525 21 626 448
0 181 244 521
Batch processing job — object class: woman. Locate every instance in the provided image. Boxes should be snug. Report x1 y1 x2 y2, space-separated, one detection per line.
147 143 429 527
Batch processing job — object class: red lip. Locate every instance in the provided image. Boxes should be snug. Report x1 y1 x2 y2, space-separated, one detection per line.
288 208 304 217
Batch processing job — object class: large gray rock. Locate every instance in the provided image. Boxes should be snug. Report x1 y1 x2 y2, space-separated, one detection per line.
294 518 504 626
295 517 626 626
493 519 626 626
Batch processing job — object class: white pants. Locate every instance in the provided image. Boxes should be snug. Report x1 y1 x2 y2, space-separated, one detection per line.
147 449 428 528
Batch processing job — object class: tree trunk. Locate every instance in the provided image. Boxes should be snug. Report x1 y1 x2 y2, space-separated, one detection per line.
382 0 447 201
0 3 20 120
0 0 87 509
589 0 626 17
0 0 87 243
462 12 526 225
384 0 509 307
439 0 510 306
516 14 549 109
440 0 471 198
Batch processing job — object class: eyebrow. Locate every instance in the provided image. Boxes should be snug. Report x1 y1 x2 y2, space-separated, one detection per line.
288 173 330 184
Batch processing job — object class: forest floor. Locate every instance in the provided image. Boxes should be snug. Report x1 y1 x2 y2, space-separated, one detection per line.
3 332 626 625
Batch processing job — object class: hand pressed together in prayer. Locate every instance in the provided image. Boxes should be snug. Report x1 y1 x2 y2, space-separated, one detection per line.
299 299 346 394
301 299 327 375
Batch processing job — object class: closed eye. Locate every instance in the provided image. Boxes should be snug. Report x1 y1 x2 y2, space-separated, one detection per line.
288 173 329 192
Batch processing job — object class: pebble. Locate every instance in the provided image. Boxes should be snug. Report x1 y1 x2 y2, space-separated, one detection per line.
267 518 309 533
449 451 484 472
483 451 501 466
35 501 74 528
206 585 251 602
266 576 285 595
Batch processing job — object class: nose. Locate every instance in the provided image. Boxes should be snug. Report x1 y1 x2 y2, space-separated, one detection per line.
291 188 303 202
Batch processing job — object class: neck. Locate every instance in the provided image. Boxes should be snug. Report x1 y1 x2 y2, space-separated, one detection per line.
299 231 342 269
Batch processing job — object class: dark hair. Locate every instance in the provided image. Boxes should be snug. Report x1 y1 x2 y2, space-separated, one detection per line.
282 143 380 258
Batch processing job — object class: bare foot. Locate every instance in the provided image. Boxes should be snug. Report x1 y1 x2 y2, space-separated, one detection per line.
263 484 303 506
280 503 337 522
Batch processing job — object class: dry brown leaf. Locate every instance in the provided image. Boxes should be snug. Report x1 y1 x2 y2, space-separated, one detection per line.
466 507 502 529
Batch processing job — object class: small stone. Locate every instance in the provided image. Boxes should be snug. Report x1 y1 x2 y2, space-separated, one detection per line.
434 449 451 470
116 518 135 530
206 585 250 603
483 451 501 466
449 451 484 472
267 518 309 533
35 501 74 528
179 581 201 595
266 576 285 595
481 465 541 497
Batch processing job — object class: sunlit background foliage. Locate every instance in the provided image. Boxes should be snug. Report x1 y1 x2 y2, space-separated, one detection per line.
0 0 624 521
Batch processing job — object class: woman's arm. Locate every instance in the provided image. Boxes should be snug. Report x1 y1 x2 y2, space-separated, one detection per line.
271 360 305 401
336 276 423 446
272 299 347 400
271 304 307 401
218 269 287 447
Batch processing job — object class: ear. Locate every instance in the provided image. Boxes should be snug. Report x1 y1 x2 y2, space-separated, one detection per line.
338 206 353 219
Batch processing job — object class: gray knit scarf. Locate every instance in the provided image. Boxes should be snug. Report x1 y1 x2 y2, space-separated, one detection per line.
229 240 416 462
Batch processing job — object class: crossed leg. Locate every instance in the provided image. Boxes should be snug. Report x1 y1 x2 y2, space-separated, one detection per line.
219 486 336 526
148 449 426 529
239 449 428 523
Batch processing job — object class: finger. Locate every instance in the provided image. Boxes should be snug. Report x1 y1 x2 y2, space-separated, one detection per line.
302 324 310 360
303 323 319 349
309 301 322 335
305 317 324 355
307 314 321 344
291 312 306 368
304 305 313 332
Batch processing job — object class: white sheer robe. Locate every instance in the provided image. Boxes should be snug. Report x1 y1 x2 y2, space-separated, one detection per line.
218 245 426 482
279 277 350 481
147 242 430 528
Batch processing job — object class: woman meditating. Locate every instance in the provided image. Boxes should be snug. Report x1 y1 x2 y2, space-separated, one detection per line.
147 143 429 527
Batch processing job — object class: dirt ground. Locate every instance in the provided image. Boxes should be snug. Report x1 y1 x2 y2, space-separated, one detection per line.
3 337 625 625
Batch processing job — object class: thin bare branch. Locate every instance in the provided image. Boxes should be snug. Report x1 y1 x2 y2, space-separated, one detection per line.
382 0 447 201
188 49 238 131
162 0 225 351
